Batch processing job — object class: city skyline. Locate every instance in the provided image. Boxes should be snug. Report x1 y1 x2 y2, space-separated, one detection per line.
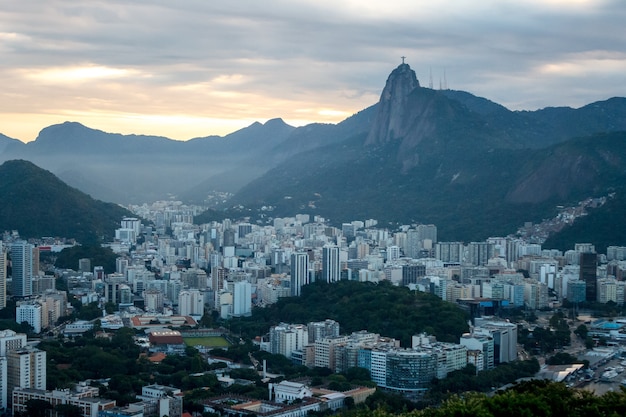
2 1 625 142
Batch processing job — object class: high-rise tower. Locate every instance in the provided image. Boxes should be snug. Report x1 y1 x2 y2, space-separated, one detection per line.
322 246 340 283
580 252 598 302
290 253 309 296
10 242 33 298
0 242 6 308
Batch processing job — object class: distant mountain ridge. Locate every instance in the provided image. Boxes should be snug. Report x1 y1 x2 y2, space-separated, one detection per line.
0 119 297 204
2 63 626 244
226 64 626 242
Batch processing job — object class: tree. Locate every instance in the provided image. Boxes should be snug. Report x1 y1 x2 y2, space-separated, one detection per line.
199 312 214 328
343 367 371 383
54 244 118 274
546 352 581 366
104 301 117 314
228 280 469 345
76 302 102 320
54 404 82 417
574 324 588 340
25 399 53 417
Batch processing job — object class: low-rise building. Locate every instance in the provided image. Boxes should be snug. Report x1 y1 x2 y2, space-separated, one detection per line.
269 381 312 403
135 384 183 417
202 395 322 417
13 386 116 417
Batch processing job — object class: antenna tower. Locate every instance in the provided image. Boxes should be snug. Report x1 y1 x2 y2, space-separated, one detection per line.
429 67 433 89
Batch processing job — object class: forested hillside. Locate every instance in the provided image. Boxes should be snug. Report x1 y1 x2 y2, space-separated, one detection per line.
230 280 469 345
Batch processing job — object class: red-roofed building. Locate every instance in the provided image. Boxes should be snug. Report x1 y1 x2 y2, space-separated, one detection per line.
148 330 184 345
148 352 167 363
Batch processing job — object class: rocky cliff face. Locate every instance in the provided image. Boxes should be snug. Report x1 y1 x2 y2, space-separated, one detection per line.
365 63 420 146
364 63 498 171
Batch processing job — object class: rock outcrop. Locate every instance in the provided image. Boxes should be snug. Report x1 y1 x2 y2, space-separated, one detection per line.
365 63 420 146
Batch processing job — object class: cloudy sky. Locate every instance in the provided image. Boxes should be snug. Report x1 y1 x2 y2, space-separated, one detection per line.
2 0 625 142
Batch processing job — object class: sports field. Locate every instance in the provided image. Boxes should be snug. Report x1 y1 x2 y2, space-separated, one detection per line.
183 336 230 348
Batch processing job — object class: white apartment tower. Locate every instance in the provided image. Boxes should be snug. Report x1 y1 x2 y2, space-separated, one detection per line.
121 217 142 235
0 357 6 410
7 347 46 402
322 246 340 283
10 242 33 298
307 320 340 343
178 289 204 317
290 252 309 297
0 243 6 309
314 336 349 370
387 246 401 262
0 330 27 410
143 290 165 313
269 324 309 359
232 280 252 317
16 303 42 334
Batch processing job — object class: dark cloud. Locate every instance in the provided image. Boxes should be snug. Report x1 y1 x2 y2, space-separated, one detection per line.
1 0 625 140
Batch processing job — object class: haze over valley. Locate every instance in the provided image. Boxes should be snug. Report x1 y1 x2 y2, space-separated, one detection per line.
2 62 626 245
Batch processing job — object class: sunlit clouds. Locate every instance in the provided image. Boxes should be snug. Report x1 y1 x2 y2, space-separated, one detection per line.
23 65 144 83
0 0 625 142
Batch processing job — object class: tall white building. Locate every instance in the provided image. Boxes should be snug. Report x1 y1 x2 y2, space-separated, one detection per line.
435 242 464 263
269 323 309 359
116 257 129 275
314 336 349 370
0 243 5 309
597 278 618 304
466 242 495 266
473 318 518 365
115 228 137 244
460 334 494 371
121 217 142 235
10 242 33 298
16 303 42 334
322 246 340 283
405 230 421 259
384 246 399 262
7 347 46 401
307 320 340 343
178 289 204 317
368 349 388 387
232 280 251 317
290 253 309 297
0 357 6 410
143 290 165 313
0 331 28 410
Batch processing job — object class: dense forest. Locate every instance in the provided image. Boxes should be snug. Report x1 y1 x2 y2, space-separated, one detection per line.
339 380 626 417
229 280 469 346
53 244 120 274
0 159 132 242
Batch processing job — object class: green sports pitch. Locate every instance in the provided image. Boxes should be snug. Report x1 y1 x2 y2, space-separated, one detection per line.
183 336 230 348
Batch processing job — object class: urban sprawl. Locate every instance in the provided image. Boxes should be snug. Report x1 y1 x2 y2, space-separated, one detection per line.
1 200 625 417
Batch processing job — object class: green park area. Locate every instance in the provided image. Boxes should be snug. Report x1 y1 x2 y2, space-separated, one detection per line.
183 336 230 348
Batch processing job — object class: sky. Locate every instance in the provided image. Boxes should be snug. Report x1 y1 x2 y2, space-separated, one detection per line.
1 0 626 142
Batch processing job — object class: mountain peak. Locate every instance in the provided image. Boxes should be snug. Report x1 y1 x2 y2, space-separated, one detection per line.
383 63 420 99
264 118 291 128
365 63 420 145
